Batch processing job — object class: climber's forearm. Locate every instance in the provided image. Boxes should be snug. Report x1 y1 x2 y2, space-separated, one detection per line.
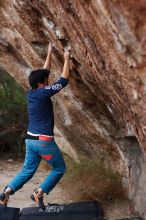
43 53 51 70
61 50 70 79
62 59 70 79
43 43 53 70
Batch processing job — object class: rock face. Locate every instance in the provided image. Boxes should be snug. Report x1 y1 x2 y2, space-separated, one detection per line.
0 0 146 217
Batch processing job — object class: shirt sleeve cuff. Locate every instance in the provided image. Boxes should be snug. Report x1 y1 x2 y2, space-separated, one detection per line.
60 77 69 86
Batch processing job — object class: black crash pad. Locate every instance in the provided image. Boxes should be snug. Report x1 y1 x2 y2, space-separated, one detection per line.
0 206 20 220
19 200 103 220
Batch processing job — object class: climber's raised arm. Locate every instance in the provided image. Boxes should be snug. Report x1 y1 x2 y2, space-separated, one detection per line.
39 50 70 98
43 43 53 70
61 50 70 79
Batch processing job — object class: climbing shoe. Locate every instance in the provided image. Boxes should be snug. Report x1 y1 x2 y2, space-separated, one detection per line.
31 189 45 211
0 192 9 207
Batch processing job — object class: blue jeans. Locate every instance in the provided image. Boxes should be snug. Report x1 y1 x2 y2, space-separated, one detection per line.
7 139 66 194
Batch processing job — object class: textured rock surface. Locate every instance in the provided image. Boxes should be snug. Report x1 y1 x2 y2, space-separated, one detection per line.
117 218 143 220
0 0 146 217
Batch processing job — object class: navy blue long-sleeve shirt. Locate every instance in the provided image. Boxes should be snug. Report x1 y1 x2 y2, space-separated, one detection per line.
27 77 69 136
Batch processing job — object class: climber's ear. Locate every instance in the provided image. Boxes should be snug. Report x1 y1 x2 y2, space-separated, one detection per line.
38 82 44 88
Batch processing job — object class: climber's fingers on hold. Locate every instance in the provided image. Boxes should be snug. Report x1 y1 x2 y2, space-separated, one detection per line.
64 50 70 60
48 42 53 54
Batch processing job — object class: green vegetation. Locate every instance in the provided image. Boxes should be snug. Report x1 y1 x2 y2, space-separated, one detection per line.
0 69 27 156
60 153 125 202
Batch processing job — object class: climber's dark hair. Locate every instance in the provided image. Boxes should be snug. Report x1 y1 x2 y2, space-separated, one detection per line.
28 69 50 89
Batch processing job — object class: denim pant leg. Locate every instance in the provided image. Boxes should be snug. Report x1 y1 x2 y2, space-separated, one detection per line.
7 139 41 193
38 140 66 194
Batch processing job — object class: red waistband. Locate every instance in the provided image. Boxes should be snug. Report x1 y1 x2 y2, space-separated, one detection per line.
26 134 54 141
39 136 54 141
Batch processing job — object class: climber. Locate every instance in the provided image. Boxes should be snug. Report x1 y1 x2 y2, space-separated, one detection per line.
0 43 70 210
